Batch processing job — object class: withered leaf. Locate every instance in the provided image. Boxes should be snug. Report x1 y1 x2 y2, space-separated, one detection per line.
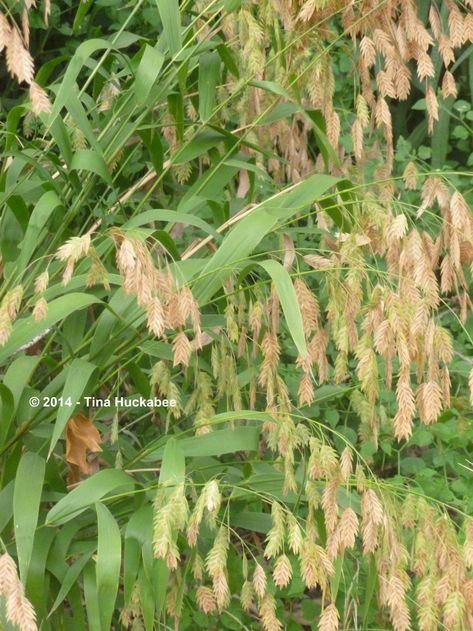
66 413 102 482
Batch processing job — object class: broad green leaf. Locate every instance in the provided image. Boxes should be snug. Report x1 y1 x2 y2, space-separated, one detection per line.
16 191 62 273
157 0 182 56
159 436 185 487
138 565 155 631
13 452 45 583
193 175 338 304
145 426 260 461
49 553 93 614
124 208 218 238
83 562 101 631
173 129 225 164
70 150 112 186
49 358 97 456
250 79 292 99
96 503 121 631
124 538 142 607
135 45 164 105
26 528 56 622
199 52 220 121
257 260 307 356
50 39 123 121
230 511 271 533
193 209 278 304
0 293 101 365
46 469 134 526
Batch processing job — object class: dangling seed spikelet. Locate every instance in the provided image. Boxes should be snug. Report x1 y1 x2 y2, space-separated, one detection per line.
272 554 292 589
253 562 267 599
319 603 340 631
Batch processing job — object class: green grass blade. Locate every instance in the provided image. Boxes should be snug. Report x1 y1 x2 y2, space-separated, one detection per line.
13 452 45 584
258 259 307 356
157 0 182 56
96 502 122 631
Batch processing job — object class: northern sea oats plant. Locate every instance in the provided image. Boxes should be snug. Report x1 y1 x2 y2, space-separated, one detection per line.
0 0 472 630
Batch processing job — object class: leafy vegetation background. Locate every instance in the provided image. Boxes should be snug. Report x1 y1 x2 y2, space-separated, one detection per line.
0 1 472 630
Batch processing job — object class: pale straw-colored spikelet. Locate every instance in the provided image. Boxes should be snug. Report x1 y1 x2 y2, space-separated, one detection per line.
29 81 51 115
426 85 438 134
264 501 285 558
172 331 191 367
286 513 303 554
339 446 353 482
442 70 458 98
361 489 383 553
21 9 29 49
319 603 340 631
146 297 165 337
386 573 411 631
272 554 292 589
416 573 438 630
196 585 216 614
298 372 314 406
192 554 204 581
338 507 359 551
252 562 267 599
464 579 473 610
241 580 254 611
356 94 370 127
56 234 91 262
33 297 47 322
206 527 229 610
5 27 34 85
322 476 339 533
377 70 396 99
450 191 471 232
448 6 464 48
6 586 38 631
463 518 473 569
375 97 392 131
152 484 188 569
117 238 136 274
360 36 376 67
294 278 319 336
300 541 333 590
4 286 24 321
34 271 49 294
0 553 38 631
259 592 282 631
418 380 442 424
0 12 11 53
351 118 363 160
464 13 473 43
303 254 333 270
417 52 435 81
393 369 416 441
0 552 18 595
443 591 466 630
44 0 51 25
0 309 12 346
388 214 408 241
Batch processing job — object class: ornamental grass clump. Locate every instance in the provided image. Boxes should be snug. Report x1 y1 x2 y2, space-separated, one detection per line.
0 0 472 630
